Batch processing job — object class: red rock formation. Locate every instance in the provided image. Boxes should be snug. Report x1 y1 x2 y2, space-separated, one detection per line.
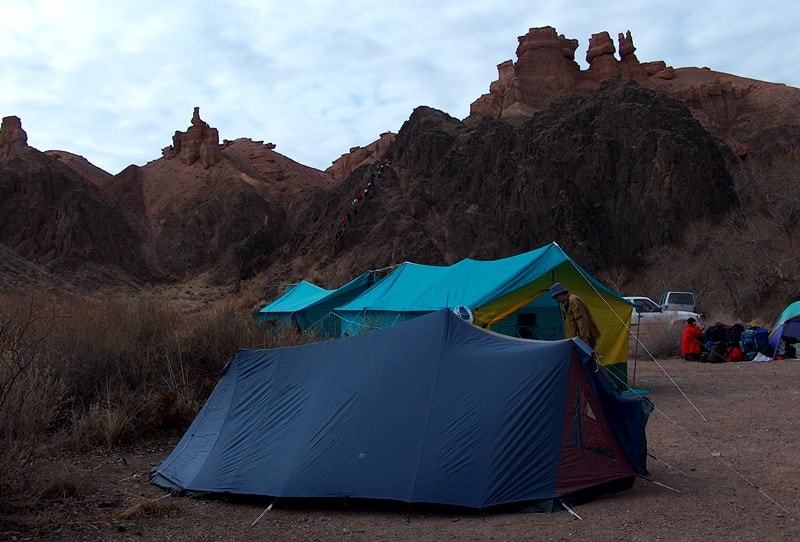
326 132 396 180
0 116 29 159
616 31 649 80
470 27 660 118
471 26 584 118
466 25 800 161
162 107 222 168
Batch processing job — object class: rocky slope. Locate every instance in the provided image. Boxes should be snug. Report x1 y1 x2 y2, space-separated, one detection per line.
2 26 800 320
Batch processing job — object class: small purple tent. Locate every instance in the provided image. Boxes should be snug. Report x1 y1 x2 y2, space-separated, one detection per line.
766 301 800 358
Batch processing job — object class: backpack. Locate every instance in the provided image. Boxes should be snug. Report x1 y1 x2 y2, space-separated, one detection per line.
725 345 744 362
702 340 727 363
739 326 769 361
703 323 729 342
722 323 744 348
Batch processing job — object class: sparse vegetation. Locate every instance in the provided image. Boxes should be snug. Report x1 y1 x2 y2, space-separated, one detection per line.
0 291 312 513
628 323 684 360
116 496 181 520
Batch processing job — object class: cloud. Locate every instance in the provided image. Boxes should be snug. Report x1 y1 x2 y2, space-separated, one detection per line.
1 1 798 174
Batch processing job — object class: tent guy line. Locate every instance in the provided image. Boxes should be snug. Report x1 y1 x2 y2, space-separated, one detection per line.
547 242 709 424
645 396 791 515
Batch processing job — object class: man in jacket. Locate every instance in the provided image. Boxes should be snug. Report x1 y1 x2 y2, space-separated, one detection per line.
550 282 601 349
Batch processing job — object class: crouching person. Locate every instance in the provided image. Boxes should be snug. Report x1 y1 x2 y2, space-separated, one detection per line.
681 317 703 361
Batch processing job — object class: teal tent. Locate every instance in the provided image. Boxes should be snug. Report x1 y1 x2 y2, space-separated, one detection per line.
766 300 800 358
256 273 377 336
335 243 632 386
293 271 376 336
255 281 330 328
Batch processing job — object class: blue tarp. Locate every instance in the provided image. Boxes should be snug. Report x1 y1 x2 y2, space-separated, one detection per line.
152 310 650 510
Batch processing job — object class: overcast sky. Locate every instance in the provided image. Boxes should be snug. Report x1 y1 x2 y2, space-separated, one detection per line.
1 1 798 174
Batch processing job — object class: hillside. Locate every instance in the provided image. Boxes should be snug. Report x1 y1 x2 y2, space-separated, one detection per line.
2 26 800 321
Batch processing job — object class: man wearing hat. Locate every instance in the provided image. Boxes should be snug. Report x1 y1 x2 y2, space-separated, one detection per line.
550 282 601 349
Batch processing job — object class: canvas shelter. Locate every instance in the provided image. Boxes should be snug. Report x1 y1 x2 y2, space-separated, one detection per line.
335 242 633 386
151 309 651 511
256 272 376 336
766 300 800 358
254 280 330 327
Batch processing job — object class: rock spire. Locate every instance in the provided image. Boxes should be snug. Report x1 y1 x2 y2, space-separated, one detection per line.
162 107 222 168
0 116 29 159
469 26 657 119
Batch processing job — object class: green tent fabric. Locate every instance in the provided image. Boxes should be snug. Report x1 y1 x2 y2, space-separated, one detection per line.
335 243 633 387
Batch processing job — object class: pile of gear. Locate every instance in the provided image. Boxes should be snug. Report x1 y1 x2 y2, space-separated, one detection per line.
699 323 770 363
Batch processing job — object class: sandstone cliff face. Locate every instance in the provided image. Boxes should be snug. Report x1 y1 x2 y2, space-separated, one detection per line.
0 111 340 288
3 27 800 317
307 82 739 280
326 132 396 180
120 133 336 283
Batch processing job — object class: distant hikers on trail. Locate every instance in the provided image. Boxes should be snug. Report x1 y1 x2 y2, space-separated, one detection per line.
335 161 391 249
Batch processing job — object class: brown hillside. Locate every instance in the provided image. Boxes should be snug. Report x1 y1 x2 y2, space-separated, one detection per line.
267 81 742 296
0 118 151 288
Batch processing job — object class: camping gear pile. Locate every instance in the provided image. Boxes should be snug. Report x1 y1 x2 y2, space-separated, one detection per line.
699 322 770 363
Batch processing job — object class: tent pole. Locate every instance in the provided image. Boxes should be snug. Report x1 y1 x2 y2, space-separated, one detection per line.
632 312 642 384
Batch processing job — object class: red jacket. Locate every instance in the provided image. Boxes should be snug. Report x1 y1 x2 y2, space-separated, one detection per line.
681 323 703 355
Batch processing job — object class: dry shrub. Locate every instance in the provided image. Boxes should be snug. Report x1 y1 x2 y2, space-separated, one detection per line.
116 496 180 520
179 301 264 367
36 473 82 501
68 393 143 450
0 288 342 523
0 294 66 501
46 294 183 404
0 290 333 461
628 323 684 360
56 295 320 448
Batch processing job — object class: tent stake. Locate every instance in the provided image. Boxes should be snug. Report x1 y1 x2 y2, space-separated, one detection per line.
638 474 682 493
250 501 274 527
560 501 582 520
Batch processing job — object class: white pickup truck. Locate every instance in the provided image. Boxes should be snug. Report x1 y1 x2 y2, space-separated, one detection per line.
624 295 703 329
659 291 698 313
